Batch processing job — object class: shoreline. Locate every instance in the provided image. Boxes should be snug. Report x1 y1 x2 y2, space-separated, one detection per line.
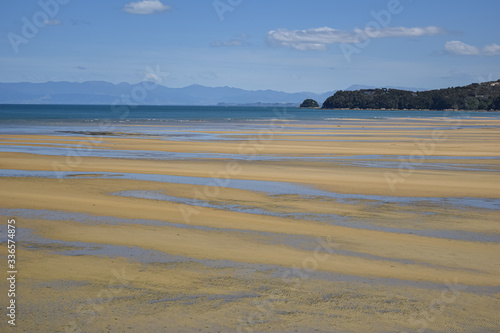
319 107 500 112
0 103 499 112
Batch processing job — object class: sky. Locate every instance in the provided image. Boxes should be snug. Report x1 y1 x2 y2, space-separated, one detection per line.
0 0 499 93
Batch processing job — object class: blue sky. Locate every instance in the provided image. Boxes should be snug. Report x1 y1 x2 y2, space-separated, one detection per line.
1 0 499 93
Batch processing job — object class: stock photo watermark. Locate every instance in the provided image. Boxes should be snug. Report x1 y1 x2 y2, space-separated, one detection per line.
213 0 243 21
384 111 465 192
51 65 168 180
340 0 404 63
402 277 467 333
179 107 294 223
237 235 339 333
7 0 70 54
6 218 17 327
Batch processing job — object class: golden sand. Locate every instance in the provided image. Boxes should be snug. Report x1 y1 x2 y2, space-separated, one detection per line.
1 118 499 332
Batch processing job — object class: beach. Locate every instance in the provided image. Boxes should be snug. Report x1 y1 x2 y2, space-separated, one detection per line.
1 114 499 332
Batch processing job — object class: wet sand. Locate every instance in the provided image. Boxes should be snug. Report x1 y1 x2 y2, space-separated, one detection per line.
1 118 499 332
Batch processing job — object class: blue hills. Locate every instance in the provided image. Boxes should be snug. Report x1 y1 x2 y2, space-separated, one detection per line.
0 81 336 106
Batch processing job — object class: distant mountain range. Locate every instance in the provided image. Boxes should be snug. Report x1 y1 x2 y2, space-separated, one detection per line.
345 84 426 92
0 81 335 106
0 81 428 106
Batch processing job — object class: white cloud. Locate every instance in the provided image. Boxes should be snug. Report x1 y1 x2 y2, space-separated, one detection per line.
267 26 445 51
44 19 62 26
123 0 170 15
483 43 500 56
445 41 480 56
211 35 250 48
365 26 444 38
445 41 500 56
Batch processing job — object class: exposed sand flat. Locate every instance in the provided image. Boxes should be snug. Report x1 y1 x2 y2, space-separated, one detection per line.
16 217 499 286
1 117 499 332
1 177 499 285
7 249 499 332
1 152 499 198
1 122 499 158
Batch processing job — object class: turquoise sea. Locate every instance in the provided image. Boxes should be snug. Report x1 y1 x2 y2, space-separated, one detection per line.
1 104 500 124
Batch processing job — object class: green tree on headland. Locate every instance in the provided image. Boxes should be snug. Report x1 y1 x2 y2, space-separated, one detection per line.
322 80 500 111
300 99 320 108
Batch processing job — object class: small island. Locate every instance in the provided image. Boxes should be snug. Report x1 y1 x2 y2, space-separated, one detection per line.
300 99 320 108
